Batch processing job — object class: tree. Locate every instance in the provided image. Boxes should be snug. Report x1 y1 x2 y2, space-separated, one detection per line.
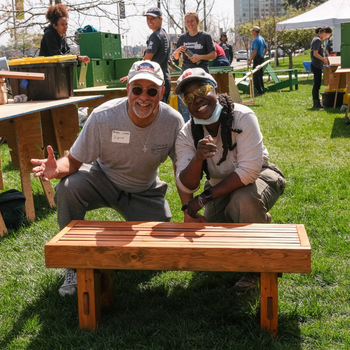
283 0 325 10
0 0 151 42
235 7 315 69
7 30 42 56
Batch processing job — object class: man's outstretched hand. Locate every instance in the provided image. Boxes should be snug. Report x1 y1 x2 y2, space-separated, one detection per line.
31 145 59 182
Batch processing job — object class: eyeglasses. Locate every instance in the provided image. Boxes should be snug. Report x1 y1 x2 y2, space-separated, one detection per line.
132 86 159 97
182 85 214 105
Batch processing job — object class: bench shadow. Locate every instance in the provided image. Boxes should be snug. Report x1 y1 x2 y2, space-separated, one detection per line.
330 117 350 138
1 270 302 349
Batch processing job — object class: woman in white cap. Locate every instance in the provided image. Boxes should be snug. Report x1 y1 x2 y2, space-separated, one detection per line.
174 67 286 291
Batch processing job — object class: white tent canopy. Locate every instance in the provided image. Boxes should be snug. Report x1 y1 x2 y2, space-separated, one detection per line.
276 0 350 30
276 0 350 51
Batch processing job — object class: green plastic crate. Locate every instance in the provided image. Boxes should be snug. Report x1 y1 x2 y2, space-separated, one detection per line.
79 32 114 59
341 23 350 46
341 45 350 68
86 59 116 87
114 57 141 79
111 34 122 59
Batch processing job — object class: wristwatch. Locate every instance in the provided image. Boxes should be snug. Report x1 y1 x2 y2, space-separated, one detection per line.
202 188 213 202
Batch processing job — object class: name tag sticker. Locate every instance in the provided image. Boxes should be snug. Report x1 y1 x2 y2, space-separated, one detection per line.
112 130 130 143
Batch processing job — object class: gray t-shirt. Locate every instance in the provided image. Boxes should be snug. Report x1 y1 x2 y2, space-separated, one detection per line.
145 27 171 81
310 36 324 69
70 98 184 193
176 31 215 73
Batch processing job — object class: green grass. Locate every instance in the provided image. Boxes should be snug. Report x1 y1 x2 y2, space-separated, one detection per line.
1 80 350 349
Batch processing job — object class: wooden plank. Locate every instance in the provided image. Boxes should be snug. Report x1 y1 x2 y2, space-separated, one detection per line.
0 96 103 122
51 104 80 157
40 178 55 208
0 71 45 80
15 112 44 221
40 109 59 155
296 224 311 247
101 270 114 307
45 245 311 273
0 212 7 237
260 272 278 337
77 269 101 330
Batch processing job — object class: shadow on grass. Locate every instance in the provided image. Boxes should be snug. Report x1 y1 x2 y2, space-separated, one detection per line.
1 271 302 349
331 117 350 138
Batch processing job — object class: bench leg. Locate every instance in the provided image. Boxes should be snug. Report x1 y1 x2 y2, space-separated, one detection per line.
101 270 114 307
260 272 278 337
77 269 101 330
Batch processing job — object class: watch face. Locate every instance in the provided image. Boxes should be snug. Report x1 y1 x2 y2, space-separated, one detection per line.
203 189 213 201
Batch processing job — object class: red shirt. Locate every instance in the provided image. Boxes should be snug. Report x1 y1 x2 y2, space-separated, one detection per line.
215 43 225 57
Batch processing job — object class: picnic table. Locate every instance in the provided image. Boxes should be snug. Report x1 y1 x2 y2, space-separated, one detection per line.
0 95 103 221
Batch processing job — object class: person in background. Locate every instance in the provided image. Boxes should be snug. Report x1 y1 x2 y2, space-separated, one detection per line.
248 26 267 96
39 3 89 63
143 7 171 103
173 12 216 73
120 8 171 103
310 26 332 109
31 61 192 297
219 32 233 64
174 67 286 291
212 43 230 67
326 36 333 57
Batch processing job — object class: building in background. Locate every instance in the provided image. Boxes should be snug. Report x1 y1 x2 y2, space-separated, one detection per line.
234 0 284 26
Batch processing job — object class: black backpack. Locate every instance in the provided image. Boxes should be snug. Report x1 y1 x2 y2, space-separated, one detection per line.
0 189 26 229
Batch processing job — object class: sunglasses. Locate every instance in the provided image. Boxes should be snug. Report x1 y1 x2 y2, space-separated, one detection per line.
182 85 214 105
132 86 159 97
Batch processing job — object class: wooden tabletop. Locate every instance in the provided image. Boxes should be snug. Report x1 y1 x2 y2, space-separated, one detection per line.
0 95 103 121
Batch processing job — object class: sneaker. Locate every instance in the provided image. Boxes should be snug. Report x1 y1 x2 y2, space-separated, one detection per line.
266 212 272 223
58 269 77 296
233 273 259 292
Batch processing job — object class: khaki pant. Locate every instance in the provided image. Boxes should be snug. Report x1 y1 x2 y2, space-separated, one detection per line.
204 162 286 223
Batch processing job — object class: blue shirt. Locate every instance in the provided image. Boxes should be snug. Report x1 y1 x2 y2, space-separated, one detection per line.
252 36 267 57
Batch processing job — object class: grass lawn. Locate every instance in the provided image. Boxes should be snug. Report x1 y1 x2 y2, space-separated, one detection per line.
1 79 350 349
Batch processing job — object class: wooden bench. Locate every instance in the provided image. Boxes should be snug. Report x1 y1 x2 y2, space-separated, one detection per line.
45 220 311 336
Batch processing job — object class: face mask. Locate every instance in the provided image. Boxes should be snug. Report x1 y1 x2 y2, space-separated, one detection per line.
192 103 223 125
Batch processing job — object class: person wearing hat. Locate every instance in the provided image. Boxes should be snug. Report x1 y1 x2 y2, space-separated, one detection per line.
248 26 267 96
31 60 187 296
174 67 286 291
173 12 216 73
219 32 233 64
143 7 172 103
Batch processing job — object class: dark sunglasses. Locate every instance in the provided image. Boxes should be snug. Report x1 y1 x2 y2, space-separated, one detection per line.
132 86 159 97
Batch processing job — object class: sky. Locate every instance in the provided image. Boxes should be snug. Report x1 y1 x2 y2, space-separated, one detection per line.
0 0 234 49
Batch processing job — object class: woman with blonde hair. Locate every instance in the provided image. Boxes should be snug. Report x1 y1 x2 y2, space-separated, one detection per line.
173 12 216 73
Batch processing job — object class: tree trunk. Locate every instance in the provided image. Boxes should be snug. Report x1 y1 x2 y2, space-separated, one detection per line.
288 53 293 69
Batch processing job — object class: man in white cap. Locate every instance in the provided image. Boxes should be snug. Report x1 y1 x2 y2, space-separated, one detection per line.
248 26 267 95
143 7 171 103
31 60 186 296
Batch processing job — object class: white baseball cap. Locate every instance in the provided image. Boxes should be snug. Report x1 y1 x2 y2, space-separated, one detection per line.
175 67 217 95
128 60 164 86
